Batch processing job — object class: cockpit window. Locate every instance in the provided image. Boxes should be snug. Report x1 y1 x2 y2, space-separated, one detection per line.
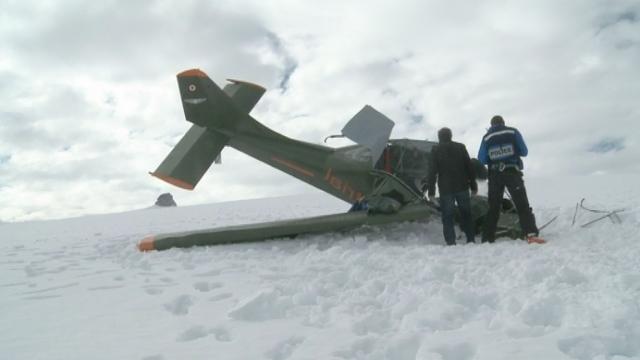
375 139 437 193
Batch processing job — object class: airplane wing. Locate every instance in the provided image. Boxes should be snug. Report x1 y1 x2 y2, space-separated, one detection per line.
138 202 437 251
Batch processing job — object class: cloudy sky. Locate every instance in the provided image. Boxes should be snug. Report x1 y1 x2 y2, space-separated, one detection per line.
1 0 638 221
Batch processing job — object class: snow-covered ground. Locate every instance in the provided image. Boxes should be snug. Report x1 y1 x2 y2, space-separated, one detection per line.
1 175 639 360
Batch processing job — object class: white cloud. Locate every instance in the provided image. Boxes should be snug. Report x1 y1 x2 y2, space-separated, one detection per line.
1 0 639 221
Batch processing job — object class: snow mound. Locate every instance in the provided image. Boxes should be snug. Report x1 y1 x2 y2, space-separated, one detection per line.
1 176 639 359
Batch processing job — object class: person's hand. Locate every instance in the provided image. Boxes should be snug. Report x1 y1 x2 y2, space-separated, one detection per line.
427 194 435 202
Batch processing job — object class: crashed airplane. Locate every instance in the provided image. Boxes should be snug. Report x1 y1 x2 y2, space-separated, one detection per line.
137 69 521 251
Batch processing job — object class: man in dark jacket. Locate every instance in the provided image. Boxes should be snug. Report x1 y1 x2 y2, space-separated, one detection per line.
426 127 478 245
477 115 545 244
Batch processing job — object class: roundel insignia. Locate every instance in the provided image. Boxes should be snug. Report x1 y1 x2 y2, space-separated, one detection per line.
188 84 196 92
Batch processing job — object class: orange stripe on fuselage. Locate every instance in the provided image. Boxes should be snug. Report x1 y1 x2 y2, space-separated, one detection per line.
271 157 315 177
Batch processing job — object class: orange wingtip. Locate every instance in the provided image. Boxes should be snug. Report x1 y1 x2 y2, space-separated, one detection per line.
138 236 156 251
149 172 195 190
178 69 208 78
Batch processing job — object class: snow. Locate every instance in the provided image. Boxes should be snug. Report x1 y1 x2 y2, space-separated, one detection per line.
1 175 640 360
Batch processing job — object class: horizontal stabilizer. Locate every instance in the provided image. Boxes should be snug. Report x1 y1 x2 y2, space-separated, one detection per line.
224 79 266 114
151 125 229 189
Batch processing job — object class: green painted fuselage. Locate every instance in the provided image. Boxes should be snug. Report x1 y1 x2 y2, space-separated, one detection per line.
140 69 521 251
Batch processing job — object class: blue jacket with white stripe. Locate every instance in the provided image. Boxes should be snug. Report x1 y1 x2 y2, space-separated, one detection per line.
478 124 528 170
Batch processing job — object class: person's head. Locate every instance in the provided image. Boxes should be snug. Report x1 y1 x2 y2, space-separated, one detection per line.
490 115 505 126
437 127 452 143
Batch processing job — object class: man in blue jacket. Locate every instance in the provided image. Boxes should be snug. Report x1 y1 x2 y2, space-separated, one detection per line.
477 115 545 244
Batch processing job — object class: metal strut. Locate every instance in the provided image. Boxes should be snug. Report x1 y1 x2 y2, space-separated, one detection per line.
573 198 625 227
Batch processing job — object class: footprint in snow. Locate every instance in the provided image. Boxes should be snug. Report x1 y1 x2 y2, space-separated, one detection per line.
0 281 28 288
557 334 640 359
176 325 209 342
88 285 125 291
193 269 222 277
265 336 305 360
211 326 232 342
144 287 163 295
193 281 223 292
140 355 164 360
209 293 233 302
428 341 477 360
163 294 193 316
23 294 62 301
176 325 232 342
20 282 79 296
332 337 378 359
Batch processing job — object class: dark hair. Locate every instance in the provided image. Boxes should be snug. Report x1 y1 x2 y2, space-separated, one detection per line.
491 115 505 126
437 127 452 142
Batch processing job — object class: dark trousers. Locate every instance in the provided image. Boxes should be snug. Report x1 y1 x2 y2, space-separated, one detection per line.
482 170 538 242
440 191 475 245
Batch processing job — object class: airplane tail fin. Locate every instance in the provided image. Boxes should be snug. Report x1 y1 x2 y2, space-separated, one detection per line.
150 69 265 189
176 69 265 130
